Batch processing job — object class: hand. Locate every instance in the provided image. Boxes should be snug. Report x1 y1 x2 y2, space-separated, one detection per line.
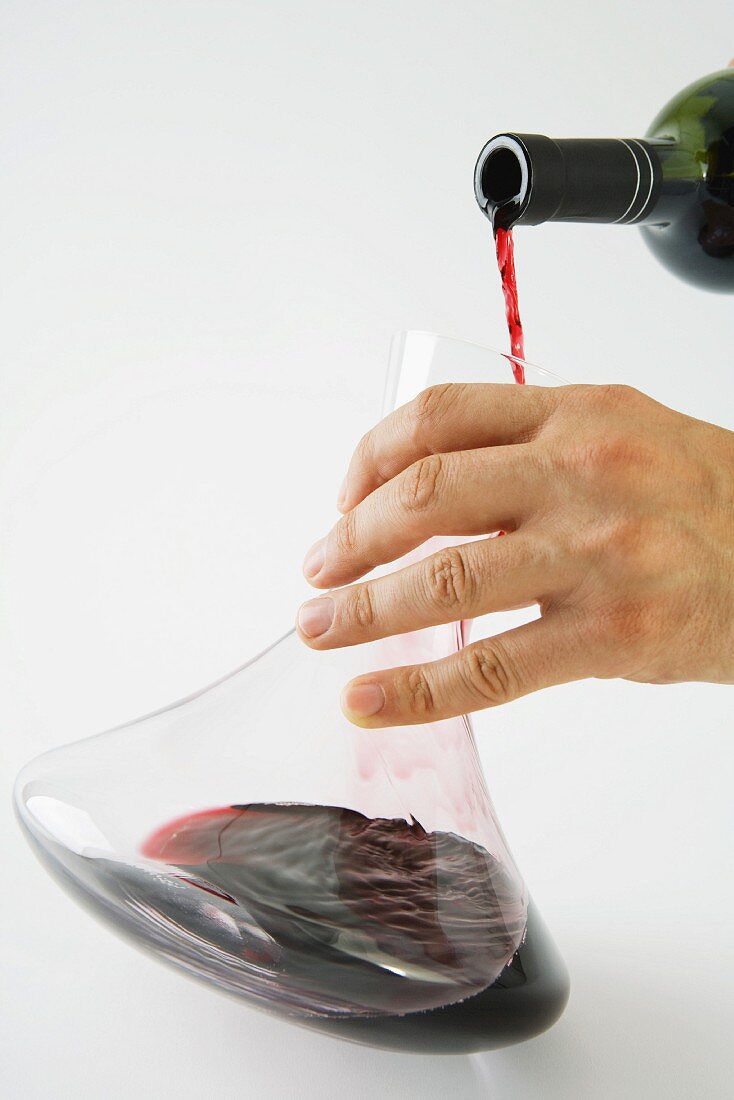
297 383 734 727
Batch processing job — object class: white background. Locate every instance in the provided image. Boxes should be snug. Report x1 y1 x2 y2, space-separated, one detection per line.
1 2 732 1097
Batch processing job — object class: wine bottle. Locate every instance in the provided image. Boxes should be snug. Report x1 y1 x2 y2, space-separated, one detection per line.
474 69 734 292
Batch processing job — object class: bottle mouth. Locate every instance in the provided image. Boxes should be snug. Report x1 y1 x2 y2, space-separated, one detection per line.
476 133 663 228
474 135 530 228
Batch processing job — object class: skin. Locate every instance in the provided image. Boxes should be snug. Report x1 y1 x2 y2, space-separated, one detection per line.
297 382 734 727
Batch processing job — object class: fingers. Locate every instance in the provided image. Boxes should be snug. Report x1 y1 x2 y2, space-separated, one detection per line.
339 382 559 512
339 612 589 727
298 534 561 648
305 445 546 589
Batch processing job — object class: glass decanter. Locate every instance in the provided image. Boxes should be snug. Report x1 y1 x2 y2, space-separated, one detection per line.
14 332 569 1054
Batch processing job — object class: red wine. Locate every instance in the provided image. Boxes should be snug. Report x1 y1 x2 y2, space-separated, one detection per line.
142 802 526 1013
135 802 568 1051
475 70 734 292
24 801 568 1051
494 226 525 383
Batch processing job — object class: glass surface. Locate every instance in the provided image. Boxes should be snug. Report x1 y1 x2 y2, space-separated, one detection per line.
14 332 570 1053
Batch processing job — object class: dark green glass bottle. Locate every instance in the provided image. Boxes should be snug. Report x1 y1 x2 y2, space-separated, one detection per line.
474 69 734 292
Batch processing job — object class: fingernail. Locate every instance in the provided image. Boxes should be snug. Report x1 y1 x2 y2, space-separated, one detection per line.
337 476 348 511
341 681 385 719
298 597 334 638
303 538 326 579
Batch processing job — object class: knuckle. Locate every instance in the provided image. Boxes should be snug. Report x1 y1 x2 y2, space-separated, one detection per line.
462 643 514 706
412 383 461 436
398 667 436 717
566 382 641 413
602 435 652 473
591 382 641 410
400 454 444 513
557 436 653 483
426 547 473 610
556 384 648 452
354 431 373 464
333 509 358 558
590 598 654 650
350 583 376 630
354 426 376 470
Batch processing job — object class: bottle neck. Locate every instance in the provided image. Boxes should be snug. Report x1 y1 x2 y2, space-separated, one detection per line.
474 133 668 229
